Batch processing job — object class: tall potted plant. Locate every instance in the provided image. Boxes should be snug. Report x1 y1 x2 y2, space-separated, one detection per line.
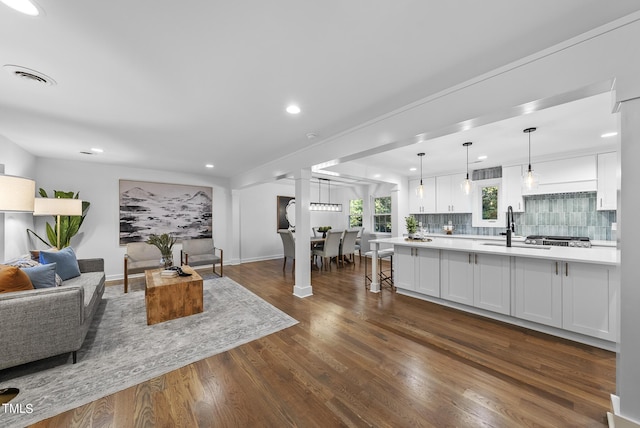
27 189 90 249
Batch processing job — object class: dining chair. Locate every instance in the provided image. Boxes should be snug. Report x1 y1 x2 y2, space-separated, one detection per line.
180 238 224 277
312 229 343 271
340 229 360 264
124 242 162 293
277 229 296 272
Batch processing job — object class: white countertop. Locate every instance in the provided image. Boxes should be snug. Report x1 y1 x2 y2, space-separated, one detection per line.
371 236 619 266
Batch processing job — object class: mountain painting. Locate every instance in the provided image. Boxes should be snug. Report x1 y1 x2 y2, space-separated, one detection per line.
119 179 213 244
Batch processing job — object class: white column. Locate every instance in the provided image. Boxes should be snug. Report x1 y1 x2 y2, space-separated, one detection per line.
614 75 640 426
293 169 313 298
369 240 380 293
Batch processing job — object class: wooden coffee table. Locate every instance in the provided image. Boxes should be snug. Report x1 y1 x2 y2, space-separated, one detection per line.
145 265 203 325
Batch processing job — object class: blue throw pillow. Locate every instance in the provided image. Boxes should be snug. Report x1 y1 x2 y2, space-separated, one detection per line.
22 263 58 289
39 247 81 281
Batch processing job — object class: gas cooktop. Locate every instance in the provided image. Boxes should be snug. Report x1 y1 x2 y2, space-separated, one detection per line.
524 235 591 248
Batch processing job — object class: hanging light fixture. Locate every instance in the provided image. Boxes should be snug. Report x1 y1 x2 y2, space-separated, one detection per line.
415 153 425 199
522 127 539 190
310 178 342 212
460 142 472 195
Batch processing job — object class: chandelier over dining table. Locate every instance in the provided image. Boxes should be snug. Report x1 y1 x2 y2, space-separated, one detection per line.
310 178 342 212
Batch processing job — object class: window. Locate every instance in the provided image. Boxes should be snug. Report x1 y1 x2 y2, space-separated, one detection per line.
373 196 392 233
349 199 363 228
471 178 504 228
482 185 499 220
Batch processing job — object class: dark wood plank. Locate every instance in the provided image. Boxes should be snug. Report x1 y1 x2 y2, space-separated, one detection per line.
30 258 615 427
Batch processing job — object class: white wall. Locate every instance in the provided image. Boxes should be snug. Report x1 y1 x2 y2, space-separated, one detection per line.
31 158 230 281
1 138 37 261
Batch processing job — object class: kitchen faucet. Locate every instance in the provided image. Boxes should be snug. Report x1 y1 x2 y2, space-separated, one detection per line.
506 205 515 247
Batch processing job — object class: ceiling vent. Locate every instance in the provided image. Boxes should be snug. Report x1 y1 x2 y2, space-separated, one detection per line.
3 65 56 86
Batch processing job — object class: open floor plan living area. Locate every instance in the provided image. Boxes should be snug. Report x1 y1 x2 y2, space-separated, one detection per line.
2 1 640 427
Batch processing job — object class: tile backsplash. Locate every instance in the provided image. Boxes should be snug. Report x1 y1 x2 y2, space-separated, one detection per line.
413 192 616 241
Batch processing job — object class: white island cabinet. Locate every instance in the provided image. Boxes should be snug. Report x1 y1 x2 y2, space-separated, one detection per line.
441 250 511 315
395 246 440 297
514 257 562 328
561 261 618 341
371 236 619 350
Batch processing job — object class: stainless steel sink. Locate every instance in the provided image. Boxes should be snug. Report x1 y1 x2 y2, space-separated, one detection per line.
482 242 551 250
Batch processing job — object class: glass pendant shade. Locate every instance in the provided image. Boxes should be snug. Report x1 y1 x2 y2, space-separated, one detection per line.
460 142 472 195
415 181 424 199
460 174 472 195
523 166 540 190
416 152 425 199
522 127 539 190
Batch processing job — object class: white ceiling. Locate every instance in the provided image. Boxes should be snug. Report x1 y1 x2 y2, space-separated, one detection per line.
0 1 638 184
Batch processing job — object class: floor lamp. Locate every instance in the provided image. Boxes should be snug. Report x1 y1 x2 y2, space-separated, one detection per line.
0 174 35 405
33 197 83 249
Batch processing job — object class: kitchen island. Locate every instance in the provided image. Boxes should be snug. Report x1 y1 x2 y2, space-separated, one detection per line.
369 235 619 350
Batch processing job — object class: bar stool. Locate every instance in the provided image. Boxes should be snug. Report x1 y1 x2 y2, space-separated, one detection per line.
364 247 395 291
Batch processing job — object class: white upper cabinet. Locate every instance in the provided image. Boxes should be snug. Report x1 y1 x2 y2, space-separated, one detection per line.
408 177 436 214
436 173 472 213
522 155 597 196
502 165 525 212
597 152 617 211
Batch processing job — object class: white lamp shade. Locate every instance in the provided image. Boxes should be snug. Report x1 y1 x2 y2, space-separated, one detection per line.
34 198 83 216
0 175 35 212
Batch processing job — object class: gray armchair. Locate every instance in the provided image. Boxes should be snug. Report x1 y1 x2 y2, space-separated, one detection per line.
124 242 162 293
180 238 223 277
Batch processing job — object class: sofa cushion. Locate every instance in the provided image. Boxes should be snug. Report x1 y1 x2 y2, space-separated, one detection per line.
22 263 58 289
0 264 34 293
40 247 81 281
3 256 63 286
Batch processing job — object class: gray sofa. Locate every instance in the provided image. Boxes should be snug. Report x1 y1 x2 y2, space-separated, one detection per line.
0 258 105 370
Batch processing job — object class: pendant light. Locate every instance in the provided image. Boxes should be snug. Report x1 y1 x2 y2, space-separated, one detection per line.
460 142 472 195
310 178 342 211
415 153 425 199
522 127 539 190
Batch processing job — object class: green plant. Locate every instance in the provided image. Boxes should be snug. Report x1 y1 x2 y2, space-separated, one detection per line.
317 226 332 232
405 216 418 235
27 189 90 249
147 233 177 257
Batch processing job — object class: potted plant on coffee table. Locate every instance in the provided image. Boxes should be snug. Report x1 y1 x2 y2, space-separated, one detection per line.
147 233 177 268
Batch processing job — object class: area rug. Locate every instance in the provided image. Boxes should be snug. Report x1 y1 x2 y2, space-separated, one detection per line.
0 276 298 428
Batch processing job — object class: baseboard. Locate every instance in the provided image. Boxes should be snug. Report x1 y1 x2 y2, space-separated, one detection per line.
608 395 640 428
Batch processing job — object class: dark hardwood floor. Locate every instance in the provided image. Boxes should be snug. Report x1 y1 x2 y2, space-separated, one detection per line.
32 257 615 427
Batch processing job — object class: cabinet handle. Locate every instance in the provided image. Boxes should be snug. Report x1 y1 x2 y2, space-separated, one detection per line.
600 198 602 207
468 253 471 264
555 261 558 275
475 254 478 264
518 202 521 211
566 262 569 277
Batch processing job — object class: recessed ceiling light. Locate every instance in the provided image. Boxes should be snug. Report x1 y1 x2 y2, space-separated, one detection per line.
478 155 488 160
373 174 381 178
409 167 417 171
1 0 40 16
601 132 618 138
205 164 214 168
286 105 301 115
4 65 55 85
91 148 103 153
